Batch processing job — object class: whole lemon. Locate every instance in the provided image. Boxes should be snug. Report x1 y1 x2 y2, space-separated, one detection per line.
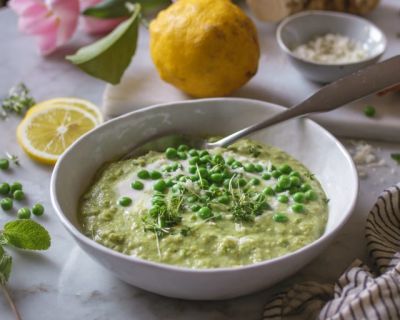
149 0 260 97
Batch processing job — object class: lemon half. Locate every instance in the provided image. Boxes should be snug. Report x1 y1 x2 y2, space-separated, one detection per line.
26 97 103 124
17 104 98 165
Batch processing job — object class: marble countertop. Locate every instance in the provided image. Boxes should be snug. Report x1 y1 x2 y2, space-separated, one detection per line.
0 7 399 320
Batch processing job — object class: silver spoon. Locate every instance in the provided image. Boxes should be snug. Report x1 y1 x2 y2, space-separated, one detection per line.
125 55 400 158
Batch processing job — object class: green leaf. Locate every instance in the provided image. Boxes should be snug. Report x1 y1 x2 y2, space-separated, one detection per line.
2 220 51 251
391 153 400 164
0 247 12 284
67 4 141 85
83 0 170 19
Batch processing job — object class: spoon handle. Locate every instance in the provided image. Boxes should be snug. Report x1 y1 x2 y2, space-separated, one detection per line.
208 55 400 148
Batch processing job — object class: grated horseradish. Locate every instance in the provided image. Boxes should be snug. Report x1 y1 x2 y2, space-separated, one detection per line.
293 33 368 64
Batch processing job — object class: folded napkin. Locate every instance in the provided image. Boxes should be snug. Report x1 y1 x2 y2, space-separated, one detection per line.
263 184 400 319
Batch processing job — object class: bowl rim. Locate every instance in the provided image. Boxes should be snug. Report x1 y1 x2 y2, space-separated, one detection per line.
276 10 387 67
50 97 359 274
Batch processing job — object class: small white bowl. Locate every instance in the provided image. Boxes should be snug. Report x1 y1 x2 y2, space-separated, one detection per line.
276 10 387 83
51 98 358 300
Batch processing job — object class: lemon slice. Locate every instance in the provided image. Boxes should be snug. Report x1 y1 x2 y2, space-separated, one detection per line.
27 97 103 124
17 105 98 165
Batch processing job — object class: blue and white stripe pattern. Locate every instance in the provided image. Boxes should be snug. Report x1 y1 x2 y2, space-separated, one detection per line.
263 184 400 319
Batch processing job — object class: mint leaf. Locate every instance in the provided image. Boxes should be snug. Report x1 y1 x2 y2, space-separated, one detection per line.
2 220 51 251
0 247 12 284
391 153 400 164
67 4 141 84
83 0 170 18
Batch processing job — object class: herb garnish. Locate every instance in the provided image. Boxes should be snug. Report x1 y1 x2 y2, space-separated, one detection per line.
0 220 51 320
1 83 35 118
390 153 400 164
5 153 20 166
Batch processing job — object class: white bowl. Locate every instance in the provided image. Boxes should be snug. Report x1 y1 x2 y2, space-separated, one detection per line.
276 10 387 83
50 98 358 300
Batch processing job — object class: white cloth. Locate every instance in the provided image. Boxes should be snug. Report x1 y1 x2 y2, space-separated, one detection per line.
263 184 400 319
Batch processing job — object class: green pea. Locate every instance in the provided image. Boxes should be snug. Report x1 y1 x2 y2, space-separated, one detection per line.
197 207 212 219
250 178 260 186
289 186 299 195
273 213 288 223
150 171 162 180
190 175 199 182
200 155 211 164
210 166 223 174
226 157 234 165
290 171 301 178
152 197 165 206
289 176 301 187
254 164 263 172
153 180 167 192
32 203 45 216
188 156 200 165
217 195 230 204
300 183 311 192
172 184 184 193
277 195 289 203
305 190 318 201
292 204 305 213
165 179 174 187
187 196 197 203
244 163 255 172
0 198 13 211
212 154 224 164
210 173 223 183
13 190 25 200
271 170 281 178
277 175 291 189
137 170 150 179
293 192 306 203
188 165 196 174
262 173 271 180
118 196 132 207
199 150 209 157
238 178 247 187
188 149 198 157
364 105 376 117
0 183 10 195
279 164 292 174
177 152 187 160
191 204 201 212
10 182 22 193
231 161 242 169
149 206 160 218
200 180 209 189
198 167 208 177
274 184 285 193
0 159 9 170
17 207 31 219
263 187 275 196
131 180 144 190
165 147 178 159
177 144 189 152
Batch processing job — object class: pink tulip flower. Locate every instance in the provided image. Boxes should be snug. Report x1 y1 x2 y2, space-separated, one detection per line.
81 0 125 35
9 0 80 55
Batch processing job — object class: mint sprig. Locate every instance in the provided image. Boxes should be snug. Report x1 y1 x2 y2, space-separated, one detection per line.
0 220 51 320
391 153 400 164
1 220 51 250
0 246 12 285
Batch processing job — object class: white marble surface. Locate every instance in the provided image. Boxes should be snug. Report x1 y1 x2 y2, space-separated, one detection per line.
0 7 399 320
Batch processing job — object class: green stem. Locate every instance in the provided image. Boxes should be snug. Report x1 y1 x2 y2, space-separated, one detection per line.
1 284 22 320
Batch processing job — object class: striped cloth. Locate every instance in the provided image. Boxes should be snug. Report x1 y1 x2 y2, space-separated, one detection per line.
263 184 400 319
